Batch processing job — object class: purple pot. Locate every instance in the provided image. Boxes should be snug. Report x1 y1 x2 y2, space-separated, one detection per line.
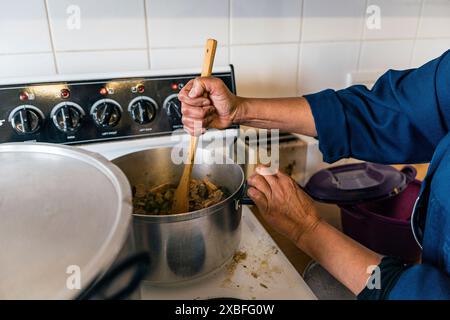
340 179 421 263
305 163 422 263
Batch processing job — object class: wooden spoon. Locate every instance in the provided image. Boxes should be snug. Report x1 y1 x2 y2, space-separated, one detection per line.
171 38 217 214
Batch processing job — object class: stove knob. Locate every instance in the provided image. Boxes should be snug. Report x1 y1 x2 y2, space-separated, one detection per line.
163 93 182 128
90 99 122 128
51 102 85 133
128 97 157 125
9 105 44 134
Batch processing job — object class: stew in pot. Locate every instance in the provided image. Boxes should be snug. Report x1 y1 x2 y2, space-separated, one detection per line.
132 177 226 215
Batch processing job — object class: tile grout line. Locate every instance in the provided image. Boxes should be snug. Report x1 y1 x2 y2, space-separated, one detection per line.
143 0 152 70
48 48 149 54
4 33 446 58
228 0 232 67
296 0 306 96
43 0 59 74
119 36 448 52
0 51 54 57
356 0 369 72
410 0 426 67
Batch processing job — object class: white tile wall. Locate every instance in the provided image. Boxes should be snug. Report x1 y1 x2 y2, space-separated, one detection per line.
301 0 366 41
231 44 299 98
0 0 52 54
230 0 303 45
0 0 449 98
0 53 56 78
46 0 147 51
418 0 450 38
146 0 229 48
56 50 149 74
412 38 450 67
363 0 422 40
359 40 415 72
150 46 229 70
298 42 360 94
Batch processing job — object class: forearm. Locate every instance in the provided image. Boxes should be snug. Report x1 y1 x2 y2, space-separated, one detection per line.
297 220 382 295
234 96 317 137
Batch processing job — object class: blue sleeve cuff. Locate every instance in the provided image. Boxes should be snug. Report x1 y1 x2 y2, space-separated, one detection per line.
357 256 407 300
304 89 350 163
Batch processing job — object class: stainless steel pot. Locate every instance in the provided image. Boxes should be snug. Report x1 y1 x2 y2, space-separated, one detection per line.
112 147 248 284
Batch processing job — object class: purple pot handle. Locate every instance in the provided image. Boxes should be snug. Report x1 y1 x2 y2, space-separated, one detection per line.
401 166 417 184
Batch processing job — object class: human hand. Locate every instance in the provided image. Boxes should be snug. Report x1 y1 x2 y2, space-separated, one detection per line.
247 166 321 244
178 77 243 135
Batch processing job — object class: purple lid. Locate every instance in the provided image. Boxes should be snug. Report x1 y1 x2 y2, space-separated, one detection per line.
304 163 416 205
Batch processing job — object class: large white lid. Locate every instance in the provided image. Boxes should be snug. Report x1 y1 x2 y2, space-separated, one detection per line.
0 143 132 299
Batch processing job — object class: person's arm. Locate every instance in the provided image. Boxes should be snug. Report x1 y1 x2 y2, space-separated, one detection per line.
298 218 382 294
235 97 317 137
178 77 317 136
180 50 450 164
304 50 450 164
247 166 381 295
248 165 450 299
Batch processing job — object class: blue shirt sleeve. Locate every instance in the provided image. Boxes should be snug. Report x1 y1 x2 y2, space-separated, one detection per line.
387 263 450 300
305 50 450 164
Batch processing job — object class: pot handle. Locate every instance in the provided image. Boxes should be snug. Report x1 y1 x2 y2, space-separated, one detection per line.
77 251 150 300
241 195 255 205
238 181 306 206
238 182 255 206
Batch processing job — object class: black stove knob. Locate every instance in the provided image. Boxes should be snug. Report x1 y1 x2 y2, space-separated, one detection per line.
51 102 85 133
91 99 122 128
128 97 157 125
9 105 43 134
163 94 182 128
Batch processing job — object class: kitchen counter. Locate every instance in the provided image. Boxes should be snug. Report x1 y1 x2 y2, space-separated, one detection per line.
140 206 316 300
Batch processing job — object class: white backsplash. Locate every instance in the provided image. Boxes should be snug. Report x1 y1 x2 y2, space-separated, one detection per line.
0 0 449 97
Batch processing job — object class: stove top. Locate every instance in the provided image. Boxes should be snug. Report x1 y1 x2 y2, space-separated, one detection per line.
139 206 316 300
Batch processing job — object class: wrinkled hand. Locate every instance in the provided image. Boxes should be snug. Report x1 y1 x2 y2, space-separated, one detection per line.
247 166 321 244
178 77 241 135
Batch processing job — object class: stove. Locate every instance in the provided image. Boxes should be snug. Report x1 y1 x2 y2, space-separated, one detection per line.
0 66 315 300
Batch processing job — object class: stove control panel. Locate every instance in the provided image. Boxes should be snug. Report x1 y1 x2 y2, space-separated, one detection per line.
0 69 236 144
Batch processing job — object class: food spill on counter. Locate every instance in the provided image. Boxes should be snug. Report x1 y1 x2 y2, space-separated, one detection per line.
227 251 248 276
132 177 226 215
221 250 248 288
233 251 248 262
221 242 283 290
